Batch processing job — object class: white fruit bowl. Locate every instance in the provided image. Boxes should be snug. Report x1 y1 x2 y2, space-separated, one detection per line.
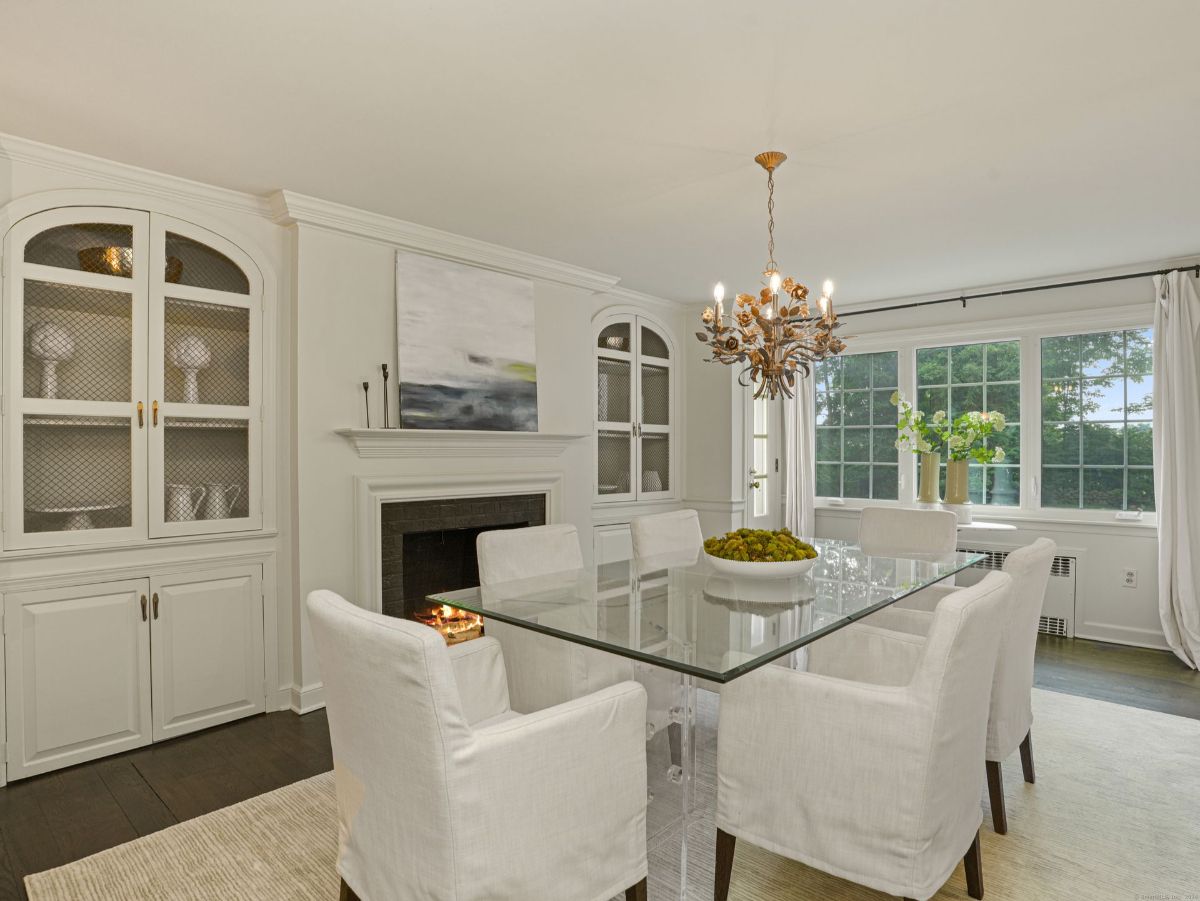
704 553 818 580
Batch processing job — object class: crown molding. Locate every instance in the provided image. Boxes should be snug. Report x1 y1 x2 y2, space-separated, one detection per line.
0 132 272 219
598 284 695 311
837 252 1200 311
270 189 621 293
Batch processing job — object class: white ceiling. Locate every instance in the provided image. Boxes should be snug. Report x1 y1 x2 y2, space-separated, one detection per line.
2 0 1199 305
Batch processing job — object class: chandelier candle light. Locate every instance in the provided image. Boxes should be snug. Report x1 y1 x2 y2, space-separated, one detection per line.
697 151 847 399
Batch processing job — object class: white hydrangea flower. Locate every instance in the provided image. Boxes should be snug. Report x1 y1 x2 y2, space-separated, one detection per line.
890 390 900 405
948 434 966 449
916 438 932 453
931 410 946 423
993 447 1006 463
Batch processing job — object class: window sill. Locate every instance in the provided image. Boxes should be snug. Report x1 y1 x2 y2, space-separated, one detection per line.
815 502 1158 532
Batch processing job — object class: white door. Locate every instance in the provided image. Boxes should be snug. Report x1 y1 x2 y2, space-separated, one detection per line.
149 564 264 741
147 215 263 538
4 578 152 780
745 393 782 530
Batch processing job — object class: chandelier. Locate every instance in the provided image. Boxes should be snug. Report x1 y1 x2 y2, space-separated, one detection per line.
696 151 847 399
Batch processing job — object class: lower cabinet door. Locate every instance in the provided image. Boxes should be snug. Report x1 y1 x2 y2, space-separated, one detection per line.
149 565 265 741
4 578 153 780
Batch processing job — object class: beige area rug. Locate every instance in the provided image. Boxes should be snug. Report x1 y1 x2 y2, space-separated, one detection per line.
26 689 1200 901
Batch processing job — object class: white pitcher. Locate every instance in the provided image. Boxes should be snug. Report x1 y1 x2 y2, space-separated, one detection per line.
201 483 242 520
165 483 206 522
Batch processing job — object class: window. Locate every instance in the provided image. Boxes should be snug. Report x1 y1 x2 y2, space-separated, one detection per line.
815 352 899 500
1041 328 1154 511
916 340 1022 505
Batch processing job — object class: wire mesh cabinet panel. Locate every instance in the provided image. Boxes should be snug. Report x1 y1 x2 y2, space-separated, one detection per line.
3 208 150 548
593 312 675 503
148 216 262 537
3 207 263 547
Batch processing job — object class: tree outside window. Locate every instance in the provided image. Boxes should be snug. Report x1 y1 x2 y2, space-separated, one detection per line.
1041 328 1154 511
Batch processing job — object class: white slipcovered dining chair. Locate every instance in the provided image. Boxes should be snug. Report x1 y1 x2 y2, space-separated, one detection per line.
858 505 959 557
867 537 1057 834
715 571 1013 901
629 508 704 576
307 589 650 901
477 524 634 713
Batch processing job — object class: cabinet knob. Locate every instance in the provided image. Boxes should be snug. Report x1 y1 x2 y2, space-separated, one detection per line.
152 592 160 620
140 595 148 622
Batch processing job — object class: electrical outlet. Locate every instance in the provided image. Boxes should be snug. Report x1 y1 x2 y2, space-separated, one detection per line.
1122 568 1138 589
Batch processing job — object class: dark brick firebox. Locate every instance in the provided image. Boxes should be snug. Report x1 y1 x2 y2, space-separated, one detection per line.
381 494 547 619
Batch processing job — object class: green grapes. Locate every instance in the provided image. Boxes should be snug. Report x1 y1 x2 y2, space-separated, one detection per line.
703 528 818 563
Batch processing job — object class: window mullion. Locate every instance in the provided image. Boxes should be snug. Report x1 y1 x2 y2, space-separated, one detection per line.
1021 335 1040 514
898 343 917 506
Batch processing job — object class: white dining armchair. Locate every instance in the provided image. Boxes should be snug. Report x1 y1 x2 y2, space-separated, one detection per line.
715 571 1013 901
629 508 704 576
865 537 1057 834
476 524 635 713
858 505 959 557
307 589 649 901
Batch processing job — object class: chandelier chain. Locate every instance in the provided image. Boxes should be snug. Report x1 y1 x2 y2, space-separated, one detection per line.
765 168 776 274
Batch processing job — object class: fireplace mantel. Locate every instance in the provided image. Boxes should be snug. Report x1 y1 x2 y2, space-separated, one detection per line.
336 428 587 459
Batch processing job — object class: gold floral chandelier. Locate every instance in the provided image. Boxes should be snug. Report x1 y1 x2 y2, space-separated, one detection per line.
697 151 847 399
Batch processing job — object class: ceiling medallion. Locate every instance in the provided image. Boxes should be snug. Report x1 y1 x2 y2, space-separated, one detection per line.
696 151 847 399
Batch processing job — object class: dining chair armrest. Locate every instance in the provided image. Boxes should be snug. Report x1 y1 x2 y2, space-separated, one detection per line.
464 682 649 891
859 605 935 637
806 622 926 685
718 665 930 846
894 583 957 613
447 636 511 726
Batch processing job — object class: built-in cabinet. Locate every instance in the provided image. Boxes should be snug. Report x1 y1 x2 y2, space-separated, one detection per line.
4 564 264 780
0 202 273 783
594 312 675 503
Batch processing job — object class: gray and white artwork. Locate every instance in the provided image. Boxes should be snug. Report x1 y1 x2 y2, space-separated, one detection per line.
395 250 538 431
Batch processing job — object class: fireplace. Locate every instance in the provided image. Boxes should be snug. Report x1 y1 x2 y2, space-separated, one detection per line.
380 494 547 638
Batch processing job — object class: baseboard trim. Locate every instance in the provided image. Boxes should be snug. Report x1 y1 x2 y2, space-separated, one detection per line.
1074 623 1170 651
290 683 326 714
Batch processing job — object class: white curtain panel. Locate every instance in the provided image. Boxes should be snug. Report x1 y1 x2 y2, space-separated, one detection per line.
784 380 816 538
1153 271 1200 669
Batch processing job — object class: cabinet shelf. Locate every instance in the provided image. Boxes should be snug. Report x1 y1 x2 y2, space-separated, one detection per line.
24 416 128 428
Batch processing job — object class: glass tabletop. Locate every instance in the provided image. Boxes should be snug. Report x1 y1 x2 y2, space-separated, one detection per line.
431 539 984 683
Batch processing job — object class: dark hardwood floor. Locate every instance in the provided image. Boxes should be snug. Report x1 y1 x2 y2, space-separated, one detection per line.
1033 634 1200 719
0 636 1195 898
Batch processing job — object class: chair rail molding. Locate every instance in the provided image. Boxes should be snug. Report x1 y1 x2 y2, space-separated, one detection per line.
352 470 566 613
271 190 621 293
336 428 587 459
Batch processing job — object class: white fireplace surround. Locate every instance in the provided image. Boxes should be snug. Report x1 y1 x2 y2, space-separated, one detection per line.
353 471 565 613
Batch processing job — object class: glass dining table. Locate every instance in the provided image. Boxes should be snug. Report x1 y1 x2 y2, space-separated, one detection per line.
431 538 983 900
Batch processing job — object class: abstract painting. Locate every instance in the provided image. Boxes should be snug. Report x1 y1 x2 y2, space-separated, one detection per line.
395 250 538 431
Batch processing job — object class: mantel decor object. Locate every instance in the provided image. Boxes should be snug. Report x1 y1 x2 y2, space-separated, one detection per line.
381 363 390 429
697 151 847 399
27 322 74 399
168 335 212 404
362 381 371 428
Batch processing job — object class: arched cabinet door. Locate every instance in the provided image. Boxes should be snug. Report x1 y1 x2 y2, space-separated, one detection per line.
147 215 262 538
2 207 263 548
594 312 675 503
3 207 151 548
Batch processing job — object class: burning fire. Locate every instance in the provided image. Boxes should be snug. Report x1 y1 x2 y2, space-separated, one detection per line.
417 604 484 645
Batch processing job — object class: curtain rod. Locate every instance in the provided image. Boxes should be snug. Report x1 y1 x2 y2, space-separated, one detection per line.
835 263 1200 319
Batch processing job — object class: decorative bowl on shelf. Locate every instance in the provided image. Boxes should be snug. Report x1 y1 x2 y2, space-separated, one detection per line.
703 528 819 580
79 245 133 277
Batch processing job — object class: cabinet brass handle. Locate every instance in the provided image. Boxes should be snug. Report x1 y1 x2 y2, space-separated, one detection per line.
152 400 159 427
137 401 144 428
140 594 148 622
152 592 159 619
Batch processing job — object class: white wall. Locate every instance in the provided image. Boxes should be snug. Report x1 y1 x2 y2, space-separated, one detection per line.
820 269 1175 649
286 226 676 702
